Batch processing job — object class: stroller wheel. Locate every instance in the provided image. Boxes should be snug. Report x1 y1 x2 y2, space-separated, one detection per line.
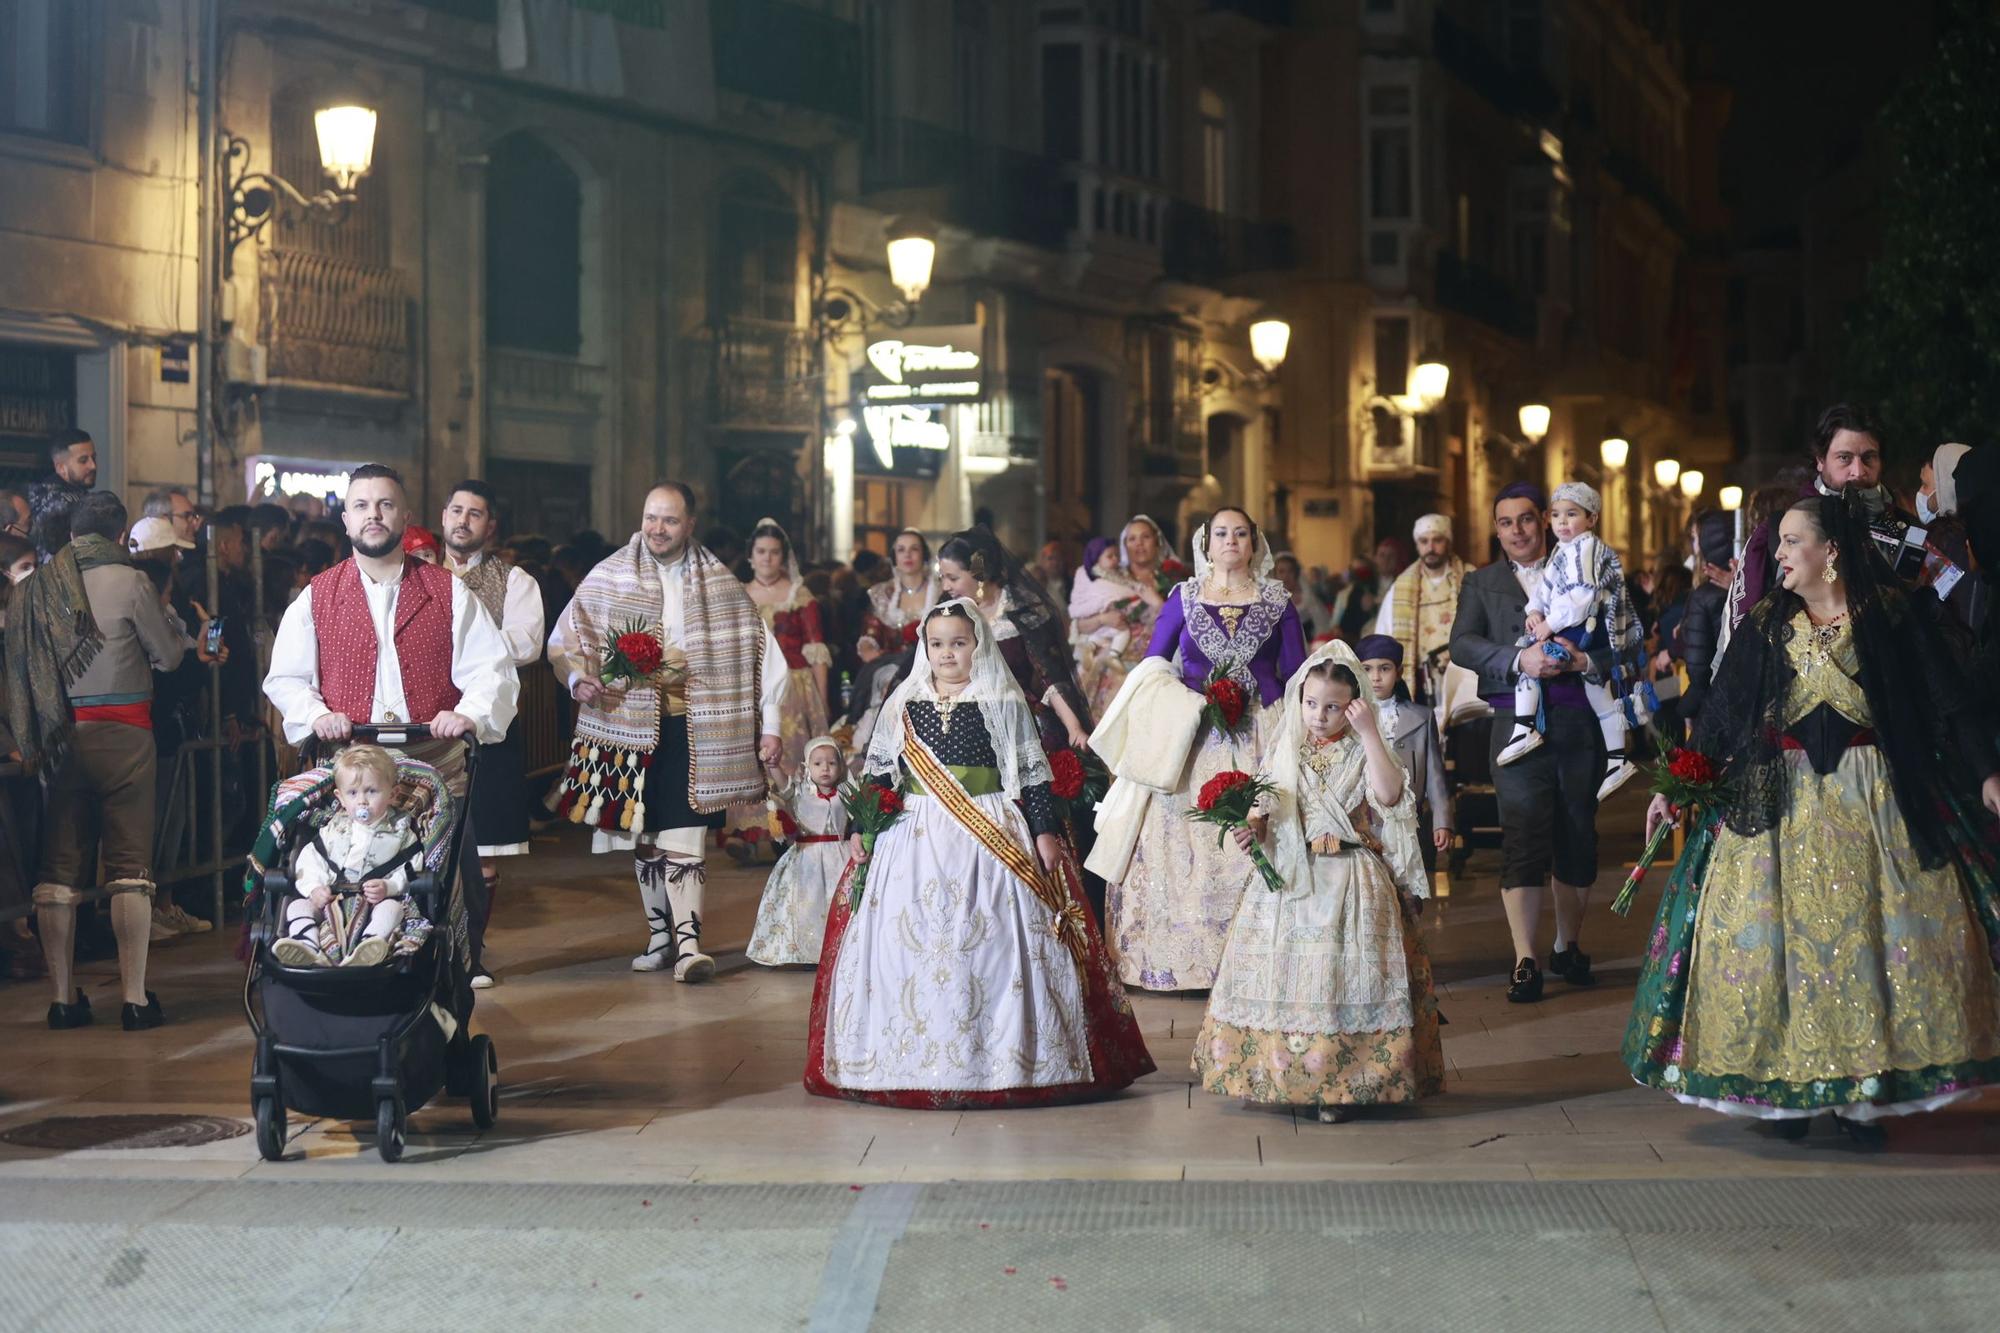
376 1100 406 1163
254 1097 287 1162
469 1034 499 1130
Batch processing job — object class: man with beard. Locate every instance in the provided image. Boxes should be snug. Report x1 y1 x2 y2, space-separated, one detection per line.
1374 514 1471 704
29 428 96 558
547 482 786 981
263 465 517 970
1450 483 1613 1003
440 479 545 988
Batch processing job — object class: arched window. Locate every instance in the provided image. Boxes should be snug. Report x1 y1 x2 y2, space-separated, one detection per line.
485 133 581 355
717 178 799 324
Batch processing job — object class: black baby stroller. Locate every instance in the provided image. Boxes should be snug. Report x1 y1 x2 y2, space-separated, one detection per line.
242 725 498 1162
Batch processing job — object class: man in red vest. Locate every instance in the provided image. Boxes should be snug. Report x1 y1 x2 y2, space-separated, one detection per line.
263 464 517 969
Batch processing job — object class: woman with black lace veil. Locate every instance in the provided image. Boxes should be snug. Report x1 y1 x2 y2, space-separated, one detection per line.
1624 491 2000 1145
934 526 1095 755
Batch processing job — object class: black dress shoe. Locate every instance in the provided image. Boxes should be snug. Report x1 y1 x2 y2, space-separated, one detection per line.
120 991 164 1031
1548 946 1599 987
1772 1116 1812 1141
47 991 93 1030
1837 1117 1886 1150
1506 957 1544 1003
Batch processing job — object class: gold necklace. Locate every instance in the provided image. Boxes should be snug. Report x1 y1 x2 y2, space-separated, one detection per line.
934 690 962 736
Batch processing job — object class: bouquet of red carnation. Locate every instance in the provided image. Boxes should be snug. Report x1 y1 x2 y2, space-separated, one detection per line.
1156 559 1190 595
841 781 906 907
1189 769 1286 893
1610 747 1727 916
599 618 677 689
1200 662 1250 734
1048 747 1112 817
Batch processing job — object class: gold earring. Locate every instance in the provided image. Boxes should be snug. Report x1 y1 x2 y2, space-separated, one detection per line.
974 579 985 601
1822 554 1838 584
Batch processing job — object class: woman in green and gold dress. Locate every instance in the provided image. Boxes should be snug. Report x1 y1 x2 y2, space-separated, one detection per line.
1627 492 2000 1143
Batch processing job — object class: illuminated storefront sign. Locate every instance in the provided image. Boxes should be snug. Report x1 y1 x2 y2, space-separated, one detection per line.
247 457 354 502
862 405 949 467
862 324 984 404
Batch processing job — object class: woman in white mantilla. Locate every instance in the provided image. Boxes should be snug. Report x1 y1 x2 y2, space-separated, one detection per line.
804 599 1153 1109
1192 640 1444 1118
1088 507 1308 991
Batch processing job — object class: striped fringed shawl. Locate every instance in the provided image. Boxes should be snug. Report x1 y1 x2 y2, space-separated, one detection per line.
560 536 766 827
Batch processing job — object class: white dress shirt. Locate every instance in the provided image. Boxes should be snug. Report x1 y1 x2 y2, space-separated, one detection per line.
448 552 547 669
264 561 519 746
546 550 789 736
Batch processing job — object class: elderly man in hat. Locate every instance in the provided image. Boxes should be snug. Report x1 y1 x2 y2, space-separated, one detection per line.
1373 513 1470 705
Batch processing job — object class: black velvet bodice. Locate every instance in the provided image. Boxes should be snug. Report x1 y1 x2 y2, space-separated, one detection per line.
865 699 1064 837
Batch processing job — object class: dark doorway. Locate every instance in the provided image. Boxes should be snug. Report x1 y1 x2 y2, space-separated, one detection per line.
487 459 592 543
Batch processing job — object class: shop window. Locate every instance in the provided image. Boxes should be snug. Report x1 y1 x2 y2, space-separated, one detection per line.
485 133 582 356
0 0 91 144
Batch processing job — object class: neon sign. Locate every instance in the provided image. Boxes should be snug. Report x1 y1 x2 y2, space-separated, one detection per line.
862 324 984 404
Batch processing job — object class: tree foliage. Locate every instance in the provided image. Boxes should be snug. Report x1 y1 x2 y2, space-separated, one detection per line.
1845 1 2000 456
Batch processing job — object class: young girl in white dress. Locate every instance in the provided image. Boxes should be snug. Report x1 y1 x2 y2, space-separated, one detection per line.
746 736 851 966
804 599 1153 1109
1192 641 1444 1121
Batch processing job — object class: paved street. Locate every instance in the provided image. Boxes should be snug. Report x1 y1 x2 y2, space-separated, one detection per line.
3 791 1997 1329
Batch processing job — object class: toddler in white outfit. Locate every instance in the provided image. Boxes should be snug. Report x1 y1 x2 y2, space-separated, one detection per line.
273 744 419 968
1495 481 1641 800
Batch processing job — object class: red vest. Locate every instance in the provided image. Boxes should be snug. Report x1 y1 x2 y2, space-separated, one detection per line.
309 557 461 724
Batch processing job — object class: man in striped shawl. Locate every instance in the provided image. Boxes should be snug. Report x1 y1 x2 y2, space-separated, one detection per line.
547 482 787 981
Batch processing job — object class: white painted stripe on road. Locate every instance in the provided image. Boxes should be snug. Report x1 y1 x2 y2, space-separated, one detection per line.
807 1182 920 1333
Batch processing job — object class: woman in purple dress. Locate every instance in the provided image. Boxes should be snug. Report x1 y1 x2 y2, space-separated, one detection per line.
1103 507 1307 991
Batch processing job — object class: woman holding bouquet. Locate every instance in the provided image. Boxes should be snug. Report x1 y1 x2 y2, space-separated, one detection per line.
1628 492 2000 1142
1093 506 1307 992
804 600 1153 1108
1068 514 1174 717
1193 641 1442 1119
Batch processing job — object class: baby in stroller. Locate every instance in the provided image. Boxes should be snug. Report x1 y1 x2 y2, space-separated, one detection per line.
272 745 421 968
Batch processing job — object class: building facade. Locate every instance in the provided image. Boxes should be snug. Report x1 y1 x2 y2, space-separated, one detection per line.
1266 0 1731 573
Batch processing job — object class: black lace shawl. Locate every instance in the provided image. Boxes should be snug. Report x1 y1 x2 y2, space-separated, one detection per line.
1693 494 1998 868
943 526 1094 734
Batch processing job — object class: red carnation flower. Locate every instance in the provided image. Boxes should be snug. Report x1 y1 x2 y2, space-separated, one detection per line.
1198 770 1254 813
1204 677 1248 730
1161 559 1188 578
615 630 664 677
873 786 903 817
1049 749 1086 800
901 621 920 647
1666 748 1716 785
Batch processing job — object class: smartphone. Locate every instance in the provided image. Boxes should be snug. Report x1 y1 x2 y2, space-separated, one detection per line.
204 617 226 654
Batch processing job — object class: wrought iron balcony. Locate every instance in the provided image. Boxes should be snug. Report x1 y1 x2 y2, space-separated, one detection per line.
488 348 609 407
714 317 818 431
1162 201 1296 283
259 248 413 394
712 0 863 121
862 118 1072 250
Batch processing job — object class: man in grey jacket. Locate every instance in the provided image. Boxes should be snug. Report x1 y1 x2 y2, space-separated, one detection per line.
1354 633 1452 869
1448 483 1613 1003
15 492 205 1031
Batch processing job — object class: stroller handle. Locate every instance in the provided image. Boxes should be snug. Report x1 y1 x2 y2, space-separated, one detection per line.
300 723 481 783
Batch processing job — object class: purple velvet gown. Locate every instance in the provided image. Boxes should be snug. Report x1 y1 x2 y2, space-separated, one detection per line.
1105 579 1306 991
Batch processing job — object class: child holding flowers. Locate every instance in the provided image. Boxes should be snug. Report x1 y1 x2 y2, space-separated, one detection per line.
805 600 1153 1108
1192 641 1443 1121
